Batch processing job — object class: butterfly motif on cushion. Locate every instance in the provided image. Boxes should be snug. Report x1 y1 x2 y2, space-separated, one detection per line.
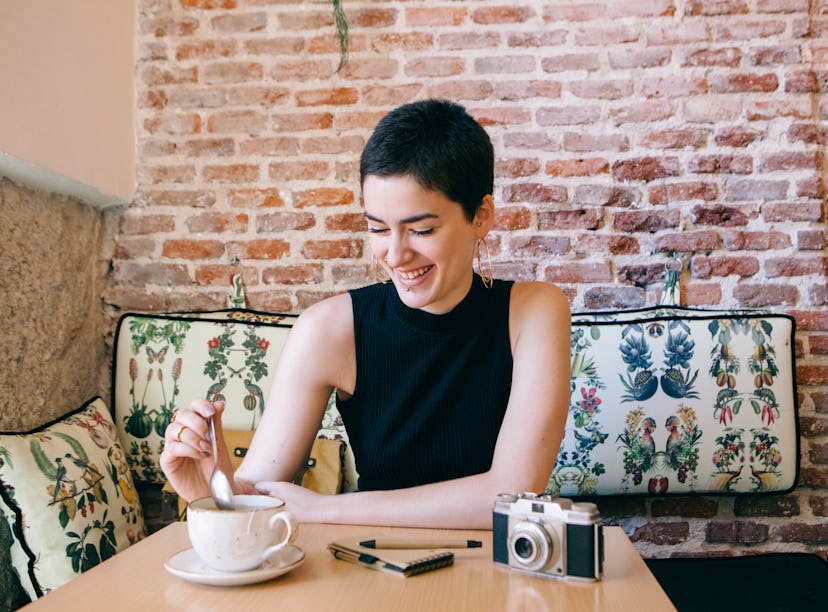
146 346 168 364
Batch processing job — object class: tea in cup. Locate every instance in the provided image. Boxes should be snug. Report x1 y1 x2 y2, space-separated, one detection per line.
187 494 298 572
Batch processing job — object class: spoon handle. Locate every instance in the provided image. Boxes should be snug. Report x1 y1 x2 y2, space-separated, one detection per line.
209 416 219 464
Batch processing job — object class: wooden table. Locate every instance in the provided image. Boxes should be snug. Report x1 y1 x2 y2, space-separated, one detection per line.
24 523 675 611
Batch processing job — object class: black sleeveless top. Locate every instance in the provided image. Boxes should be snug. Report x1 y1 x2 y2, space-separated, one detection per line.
337 275 514 491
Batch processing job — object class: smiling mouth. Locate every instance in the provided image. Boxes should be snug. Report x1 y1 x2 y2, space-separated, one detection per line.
397 265 433 280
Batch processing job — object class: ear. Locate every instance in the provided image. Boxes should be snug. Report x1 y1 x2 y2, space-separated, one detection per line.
473 195 495 237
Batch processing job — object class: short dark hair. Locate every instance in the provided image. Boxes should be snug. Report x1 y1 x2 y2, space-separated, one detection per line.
359 99 494 222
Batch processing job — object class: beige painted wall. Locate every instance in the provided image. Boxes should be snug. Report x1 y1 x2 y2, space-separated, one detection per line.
0 0 135 201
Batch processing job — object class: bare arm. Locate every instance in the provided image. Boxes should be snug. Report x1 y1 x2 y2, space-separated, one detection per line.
256 281 571 529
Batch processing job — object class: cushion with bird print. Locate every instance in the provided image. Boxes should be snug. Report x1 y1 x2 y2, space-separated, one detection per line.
0 397 146 600
547 305 799 497
112 309 356 491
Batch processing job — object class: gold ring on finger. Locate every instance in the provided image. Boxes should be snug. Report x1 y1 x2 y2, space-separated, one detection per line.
176 425 186 442
171 409 179 422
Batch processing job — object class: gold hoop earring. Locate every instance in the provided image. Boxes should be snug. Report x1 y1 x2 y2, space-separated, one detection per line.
372 255 391 284
476 237 493 289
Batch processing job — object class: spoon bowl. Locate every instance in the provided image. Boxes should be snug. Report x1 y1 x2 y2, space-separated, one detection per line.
208 417 235 511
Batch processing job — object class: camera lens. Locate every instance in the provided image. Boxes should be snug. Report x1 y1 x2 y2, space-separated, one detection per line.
514 537 534 559
508 522 556 572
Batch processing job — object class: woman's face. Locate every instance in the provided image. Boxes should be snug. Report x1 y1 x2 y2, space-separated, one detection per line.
363 174 492 314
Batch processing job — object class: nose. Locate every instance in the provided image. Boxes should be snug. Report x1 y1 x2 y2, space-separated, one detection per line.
384 231 409 268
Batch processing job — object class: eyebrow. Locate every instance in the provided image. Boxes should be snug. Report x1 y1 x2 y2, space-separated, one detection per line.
364 212 440 225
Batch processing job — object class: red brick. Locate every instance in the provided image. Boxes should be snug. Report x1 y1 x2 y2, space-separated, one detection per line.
250 291 293 314
301 239 363 259
503 132 559 152
176 40 237 60
202 62 263 84
239 137 300 156
244 39 304 56
405 7 467 26
509 236 570 258
270 59 335 81
468 106 532 127
612 157 680 181
195 265 255 287
545 158 609 177
683 47 744 67
608 48 671 69
797 177 825 199
785 70 821 93
562 133 630 152
541 53 601 73
325 213 368 233
733 284 798 307
139 190 216 208
574 234 640 255
471 6 534 24
691 203 751 226
642 75 709 99
296 88 359 107
759 151 823 171
228 188 284 208
650 183 718 205
692 255 760 279
233 239 290 260
545 262 612 283
747 99 812 121
202 164 259 183
688 154 753 174
474 55 536 75
538 209 604 230
798 230 826 250
207 111 267 133
724 179 789 201
492 80 562 101
185 213 248 233
120 213 176 235
494 207 532 231
790 310 828 332
183 138 235 157
143 114 202 135
651 498 719 518
256 212 315 233
706 521 769 544
684 283 723 305
710 72 779 93
762 201 824 222
268 161 330 182
569 79 634 99
574 25 639 45
211 12 266 33
641 129 706 149
630 522 689 545
365 84 427 105
294 188 355 208
263 265 324 285
787 123 826 145
574 185 639 207
715 127 764 147
139 165 196 184
142 65 198 86
502 183 567 204
349 7 398 27
496 158 541 178
340 58 399 79
654 230 720 252
162 239 224 259
613 209 681 232
180 0 237 10
774 522 828 545
536 105 601 126
229 87 291 107
507 31 568 48
374 32 434 52
617 263 670 287
765 257 827 277
583 286 646 310
715 20 787 41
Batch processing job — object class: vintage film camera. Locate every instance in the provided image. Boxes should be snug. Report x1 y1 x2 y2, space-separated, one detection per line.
493 493 604 580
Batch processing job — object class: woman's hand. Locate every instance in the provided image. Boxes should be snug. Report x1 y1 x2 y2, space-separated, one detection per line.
159 398 225 503
256 481 328 523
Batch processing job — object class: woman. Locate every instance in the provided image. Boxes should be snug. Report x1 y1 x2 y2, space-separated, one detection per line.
160 99 571 529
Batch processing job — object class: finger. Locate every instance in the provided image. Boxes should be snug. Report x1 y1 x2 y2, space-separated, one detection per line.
165 422 211 456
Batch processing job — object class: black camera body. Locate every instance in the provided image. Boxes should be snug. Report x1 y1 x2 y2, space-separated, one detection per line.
493 493 603 580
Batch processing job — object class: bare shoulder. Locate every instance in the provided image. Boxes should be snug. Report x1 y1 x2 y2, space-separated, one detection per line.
291 292 354 348
510 281 570 323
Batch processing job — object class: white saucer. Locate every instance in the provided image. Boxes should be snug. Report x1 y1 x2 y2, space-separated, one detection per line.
164 545 305 586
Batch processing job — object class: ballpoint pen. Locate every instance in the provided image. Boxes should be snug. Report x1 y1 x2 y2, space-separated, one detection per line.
359 539 483 549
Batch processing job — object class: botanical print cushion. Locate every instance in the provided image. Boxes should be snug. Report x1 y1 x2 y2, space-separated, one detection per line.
112 309 355 488
547 307 798 497
0 397 146 599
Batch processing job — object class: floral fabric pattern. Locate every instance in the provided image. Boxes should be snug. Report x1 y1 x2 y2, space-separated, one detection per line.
547 306 797 496
0 398 145 599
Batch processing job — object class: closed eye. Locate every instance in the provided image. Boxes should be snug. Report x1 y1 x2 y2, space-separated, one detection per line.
367 227 389 234
411 228 434 236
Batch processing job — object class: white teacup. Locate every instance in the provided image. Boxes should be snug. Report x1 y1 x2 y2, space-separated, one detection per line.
187 494 298 572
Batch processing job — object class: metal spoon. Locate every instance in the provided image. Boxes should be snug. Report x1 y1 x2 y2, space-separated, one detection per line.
208 416 235 510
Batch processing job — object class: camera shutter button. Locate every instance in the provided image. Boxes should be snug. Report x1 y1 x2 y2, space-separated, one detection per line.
572 502 598 514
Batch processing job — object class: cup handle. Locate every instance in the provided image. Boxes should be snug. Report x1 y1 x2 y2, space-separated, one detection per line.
261 511 298 559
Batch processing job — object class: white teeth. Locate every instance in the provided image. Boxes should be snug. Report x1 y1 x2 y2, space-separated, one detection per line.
398 266 431 280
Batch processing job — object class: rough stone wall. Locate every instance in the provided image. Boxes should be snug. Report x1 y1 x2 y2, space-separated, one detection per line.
0 178 120 431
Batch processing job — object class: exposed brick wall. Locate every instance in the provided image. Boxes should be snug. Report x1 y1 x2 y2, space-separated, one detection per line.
120 0 828 558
